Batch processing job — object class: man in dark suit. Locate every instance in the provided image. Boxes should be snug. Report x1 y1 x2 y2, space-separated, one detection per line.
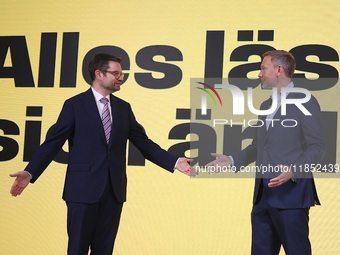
10 53 194 255
207 50 325 255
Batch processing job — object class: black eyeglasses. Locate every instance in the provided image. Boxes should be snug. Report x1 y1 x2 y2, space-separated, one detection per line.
102 70 125 79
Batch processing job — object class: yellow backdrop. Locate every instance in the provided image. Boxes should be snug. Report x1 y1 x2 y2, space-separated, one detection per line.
1 1 339 254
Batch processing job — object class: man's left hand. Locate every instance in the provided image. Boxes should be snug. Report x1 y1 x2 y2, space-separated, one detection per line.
268 165 293 188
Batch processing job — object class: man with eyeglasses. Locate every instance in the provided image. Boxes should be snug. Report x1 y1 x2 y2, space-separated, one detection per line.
9 53 195 255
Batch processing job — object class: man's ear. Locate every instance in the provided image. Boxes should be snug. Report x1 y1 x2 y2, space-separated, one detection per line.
95 70 103 80
277 65 284 77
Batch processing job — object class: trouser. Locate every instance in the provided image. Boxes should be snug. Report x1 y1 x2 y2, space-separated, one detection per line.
66 180 123 255
251 188 311 255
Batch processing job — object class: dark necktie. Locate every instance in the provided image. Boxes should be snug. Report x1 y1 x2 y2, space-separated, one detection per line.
265 97 273 130
265 96 280 130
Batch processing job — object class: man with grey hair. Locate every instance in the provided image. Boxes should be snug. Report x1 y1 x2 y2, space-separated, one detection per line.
207 50 325 255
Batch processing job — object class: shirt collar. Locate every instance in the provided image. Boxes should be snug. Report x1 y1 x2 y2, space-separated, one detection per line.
270 81 294 99
91 87 110 103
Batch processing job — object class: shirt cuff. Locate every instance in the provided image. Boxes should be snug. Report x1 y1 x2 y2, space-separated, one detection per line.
174 158 180 170
25 171 33 180
229 156 235 166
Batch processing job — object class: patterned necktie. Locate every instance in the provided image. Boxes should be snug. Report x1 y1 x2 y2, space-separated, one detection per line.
100 97 111 144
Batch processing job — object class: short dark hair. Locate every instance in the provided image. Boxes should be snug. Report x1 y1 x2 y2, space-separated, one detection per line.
88 53 122 81
263 50 296 78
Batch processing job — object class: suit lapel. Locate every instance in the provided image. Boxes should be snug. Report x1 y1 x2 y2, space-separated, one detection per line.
108 94 119 147
265 91 299 137
259 98 272 143
82 89 107 144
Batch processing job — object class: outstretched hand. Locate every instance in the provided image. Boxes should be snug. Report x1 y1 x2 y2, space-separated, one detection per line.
10 171 31 196
175 158 197 177
205 153 232 173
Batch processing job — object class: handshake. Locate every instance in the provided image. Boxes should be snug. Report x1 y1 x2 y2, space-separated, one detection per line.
175 153 231 177
176 153 293 188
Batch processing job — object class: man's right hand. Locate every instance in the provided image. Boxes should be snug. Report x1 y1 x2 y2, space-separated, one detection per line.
10 171 31 197
205 153 232 173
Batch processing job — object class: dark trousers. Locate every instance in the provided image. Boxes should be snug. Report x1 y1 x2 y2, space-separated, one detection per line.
66 180 123 255
251 188 311 255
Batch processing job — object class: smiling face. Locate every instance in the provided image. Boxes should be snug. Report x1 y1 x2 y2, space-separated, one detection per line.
93 60 124 95
258 56 280 89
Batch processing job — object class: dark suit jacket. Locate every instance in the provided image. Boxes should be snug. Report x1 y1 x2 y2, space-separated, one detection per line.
25 88 177 203
232 91 325 209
